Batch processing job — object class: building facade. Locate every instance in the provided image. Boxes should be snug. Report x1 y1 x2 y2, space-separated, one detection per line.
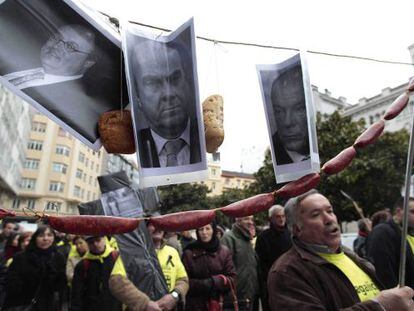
5 113 105 214
0 86 31 207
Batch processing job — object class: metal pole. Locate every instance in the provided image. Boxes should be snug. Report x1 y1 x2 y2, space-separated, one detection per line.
399 95 414 287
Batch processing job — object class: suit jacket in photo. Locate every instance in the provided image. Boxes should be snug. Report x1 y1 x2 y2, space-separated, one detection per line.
137 119 201 168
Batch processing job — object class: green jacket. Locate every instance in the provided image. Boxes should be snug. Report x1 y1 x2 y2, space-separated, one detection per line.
221 224 258 305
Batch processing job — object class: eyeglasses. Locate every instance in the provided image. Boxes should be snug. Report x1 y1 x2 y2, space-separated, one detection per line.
49 35 90 55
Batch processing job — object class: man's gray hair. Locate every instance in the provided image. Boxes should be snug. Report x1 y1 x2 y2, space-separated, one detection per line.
284 189 319 233
268 205 284 218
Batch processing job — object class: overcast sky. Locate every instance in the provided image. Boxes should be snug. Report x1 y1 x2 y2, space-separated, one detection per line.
81 0 414 173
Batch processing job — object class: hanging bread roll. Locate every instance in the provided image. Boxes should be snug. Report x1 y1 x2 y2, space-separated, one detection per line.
98 110 136 154
202 95 224 153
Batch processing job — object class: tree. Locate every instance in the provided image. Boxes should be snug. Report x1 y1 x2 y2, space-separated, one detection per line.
158 183 211 214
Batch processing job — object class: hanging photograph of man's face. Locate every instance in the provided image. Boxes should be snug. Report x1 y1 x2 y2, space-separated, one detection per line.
122 18 208 188
0 0 128 149
257 53 319 183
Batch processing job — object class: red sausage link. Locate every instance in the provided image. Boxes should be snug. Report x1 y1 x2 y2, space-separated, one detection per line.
408 78 414 92
276 173 321 199
383 93 409 120
322 146 357 175
220 193 275 218
353 119 385 149
47 215 140 235
149 210 216 232
0 208 16 219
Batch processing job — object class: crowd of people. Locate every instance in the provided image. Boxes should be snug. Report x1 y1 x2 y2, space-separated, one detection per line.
0 191 414 310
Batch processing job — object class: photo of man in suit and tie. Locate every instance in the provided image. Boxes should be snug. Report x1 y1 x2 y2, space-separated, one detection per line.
130 39 201 168
271 64 310 165
4 24 96 89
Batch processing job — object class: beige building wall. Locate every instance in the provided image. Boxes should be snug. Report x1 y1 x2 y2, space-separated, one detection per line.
4 113 105 215
221 170 255 192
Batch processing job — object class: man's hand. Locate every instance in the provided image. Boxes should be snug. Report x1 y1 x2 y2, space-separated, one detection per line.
375 286 414 310
156 294 177 311
145 300 162 311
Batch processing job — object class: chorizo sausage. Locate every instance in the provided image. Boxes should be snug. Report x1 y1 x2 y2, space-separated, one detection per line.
276 173 321 199
220 193 275 218
149 210 216 232
0 208 15 219
322 146 357 175
353 119 385 149
383 93 409 120
47 215 140 235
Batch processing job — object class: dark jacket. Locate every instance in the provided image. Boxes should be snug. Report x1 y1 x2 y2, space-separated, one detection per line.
366 219 414 289
221 224 258 309
3 248 67 310
255 225 291 311
137 119 201 168
182 244 236 311
268 239 385 311
71 248 122 311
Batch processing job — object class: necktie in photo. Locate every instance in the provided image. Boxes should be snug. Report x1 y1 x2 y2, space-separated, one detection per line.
164 139 186 167
8 69 45 87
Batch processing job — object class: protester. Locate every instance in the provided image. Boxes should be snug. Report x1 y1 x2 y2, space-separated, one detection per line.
353 218 371 258
367 197 414 289
0 220 15 250
71 235 122 311
222 216 259 311
255 205 291 311
1 232 20 262
268 190 414 310
165 231 183 256
371 210 391 229
179 230 195 251
3 225 67 310
17 231 33 251
147 222 189 310
66 235 88 284
182 222 237 311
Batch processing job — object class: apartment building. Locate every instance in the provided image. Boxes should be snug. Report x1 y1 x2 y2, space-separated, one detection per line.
6 113 105 214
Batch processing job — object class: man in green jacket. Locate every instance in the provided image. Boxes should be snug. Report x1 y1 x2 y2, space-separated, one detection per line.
222 216 258 311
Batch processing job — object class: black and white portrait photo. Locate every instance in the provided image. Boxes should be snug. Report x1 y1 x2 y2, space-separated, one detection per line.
257 53 319 183
0 0 128 149
123 18 208 188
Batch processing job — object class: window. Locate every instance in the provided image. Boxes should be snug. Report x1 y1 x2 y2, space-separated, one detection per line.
85 158 89 166
27 199 36 209
93 193 96 200
87 191 91 201
12 198 20 209
369 116 374 125
24 159 39 169
52 162 67 174
225 178 230 185
45 201 62 211
78 152 85 163
56 145 70 156
58 127 68 137
211 168 216 176
91 161 94 170
20 178 36 189
49 182 65 192
83 173 86 182
27 140 43 151
76 169 83 179
31 121 46 132
89 176 92 185
96 164 99 173
74 186 81 197
81 189 84 198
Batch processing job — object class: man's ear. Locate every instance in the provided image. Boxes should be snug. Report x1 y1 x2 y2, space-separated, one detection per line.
292 224 301 237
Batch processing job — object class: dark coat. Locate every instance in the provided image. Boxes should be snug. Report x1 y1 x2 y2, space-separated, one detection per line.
3 248 67 311
182 244 236 311
366 220 414 289
70 250 122 311
268 239 385 311
137 119 201 168
254 225 291 311
221 224 258 310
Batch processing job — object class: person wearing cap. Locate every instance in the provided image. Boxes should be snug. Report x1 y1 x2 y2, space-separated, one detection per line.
267 190 414 310
71 235 123 311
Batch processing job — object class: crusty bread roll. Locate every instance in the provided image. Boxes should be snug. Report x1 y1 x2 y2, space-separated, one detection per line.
202 95 224 153
98 110 136 154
